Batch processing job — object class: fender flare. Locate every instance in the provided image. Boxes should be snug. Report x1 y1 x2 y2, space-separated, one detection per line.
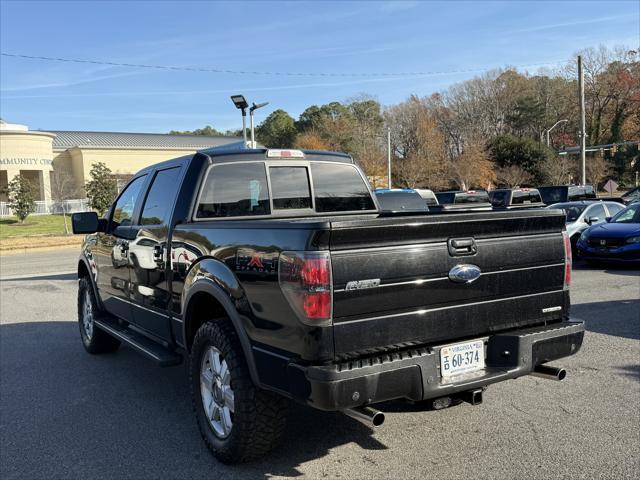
182 272 260 387
77 254 103 310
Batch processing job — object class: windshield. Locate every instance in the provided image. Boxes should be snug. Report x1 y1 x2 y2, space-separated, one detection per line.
622 187 640 199
549 203 588 223
610 204 640 224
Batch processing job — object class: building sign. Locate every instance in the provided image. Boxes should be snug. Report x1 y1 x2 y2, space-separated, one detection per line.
0 158 53 167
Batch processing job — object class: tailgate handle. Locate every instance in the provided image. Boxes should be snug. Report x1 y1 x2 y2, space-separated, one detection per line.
448 238 477 256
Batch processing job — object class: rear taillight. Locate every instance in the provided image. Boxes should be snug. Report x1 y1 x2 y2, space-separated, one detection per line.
279 251 332 325
562 231 572 290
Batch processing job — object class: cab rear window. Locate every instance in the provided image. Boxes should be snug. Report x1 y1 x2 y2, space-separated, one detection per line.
311 163 376 212
269 166 312 210
512 190 542 204
196 163 270 218
196 160 375 218
456 192 490 204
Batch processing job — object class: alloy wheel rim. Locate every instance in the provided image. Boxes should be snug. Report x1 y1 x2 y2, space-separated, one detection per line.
82 291 94 340
200 346 234 438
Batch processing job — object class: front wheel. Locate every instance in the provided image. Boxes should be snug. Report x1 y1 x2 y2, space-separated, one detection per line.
78 277 120 354
190 319 288 463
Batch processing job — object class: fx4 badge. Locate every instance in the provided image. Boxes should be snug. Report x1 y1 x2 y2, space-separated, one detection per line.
236 248 277 274
345 279 381 291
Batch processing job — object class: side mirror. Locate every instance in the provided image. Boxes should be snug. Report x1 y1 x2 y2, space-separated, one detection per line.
587 216 600 225
72 212 106 234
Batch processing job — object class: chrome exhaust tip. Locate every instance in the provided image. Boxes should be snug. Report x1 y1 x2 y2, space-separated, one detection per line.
343 406 385 427
531 364 567 381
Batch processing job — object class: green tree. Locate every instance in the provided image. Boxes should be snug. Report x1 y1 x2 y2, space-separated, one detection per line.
296 105 323 131
169 125 224 136
506 96 545 138
488 134 554 182
85 162 118 216
255 109 297 148
5 175 36 223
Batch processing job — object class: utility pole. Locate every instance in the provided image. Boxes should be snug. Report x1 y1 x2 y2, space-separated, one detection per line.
387 127 392 189
578 55 587 185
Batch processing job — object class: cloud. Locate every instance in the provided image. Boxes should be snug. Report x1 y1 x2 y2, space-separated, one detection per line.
506 13 638 35
1 68 145 92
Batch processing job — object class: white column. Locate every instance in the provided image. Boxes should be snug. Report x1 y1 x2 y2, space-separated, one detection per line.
40 169 52 202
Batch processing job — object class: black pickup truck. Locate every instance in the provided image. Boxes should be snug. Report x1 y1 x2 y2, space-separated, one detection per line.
72 146 584 463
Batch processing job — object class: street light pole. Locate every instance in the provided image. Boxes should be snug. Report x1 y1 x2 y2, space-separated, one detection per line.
249 101 269 148
387 127 391 189
545 119 568 147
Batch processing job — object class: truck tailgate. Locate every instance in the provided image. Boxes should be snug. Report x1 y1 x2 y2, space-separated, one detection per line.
329 210 568 357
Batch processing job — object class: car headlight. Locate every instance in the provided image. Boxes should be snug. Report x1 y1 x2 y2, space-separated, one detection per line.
579 231 590 241
625 236 640 244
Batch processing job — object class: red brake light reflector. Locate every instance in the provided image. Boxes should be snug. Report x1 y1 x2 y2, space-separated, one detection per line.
303 292 331 319
562 231 572 289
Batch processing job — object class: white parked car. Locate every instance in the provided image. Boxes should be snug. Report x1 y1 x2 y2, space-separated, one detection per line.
547 200 625 250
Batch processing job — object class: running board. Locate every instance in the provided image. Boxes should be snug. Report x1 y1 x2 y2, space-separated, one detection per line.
94 317 183 367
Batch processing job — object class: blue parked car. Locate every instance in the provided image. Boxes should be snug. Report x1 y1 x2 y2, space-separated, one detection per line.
576 202 640 264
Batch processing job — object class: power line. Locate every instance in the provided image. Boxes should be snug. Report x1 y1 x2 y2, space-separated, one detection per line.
0 52 567 78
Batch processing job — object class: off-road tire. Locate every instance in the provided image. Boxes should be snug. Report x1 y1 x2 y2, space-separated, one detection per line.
190 319 289 463
78 276 121 354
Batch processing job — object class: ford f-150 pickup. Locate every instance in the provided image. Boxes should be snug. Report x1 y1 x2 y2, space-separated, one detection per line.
71 145 584 463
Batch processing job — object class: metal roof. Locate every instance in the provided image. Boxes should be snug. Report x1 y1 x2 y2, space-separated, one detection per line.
45 130 242 150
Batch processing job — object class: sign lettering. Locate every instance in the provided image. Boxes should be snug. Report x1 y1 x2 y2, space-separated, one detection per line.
0 158 53 167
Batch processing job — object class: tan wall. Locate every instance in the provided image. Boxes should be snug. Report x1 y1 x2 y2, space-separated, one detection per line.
3 136 197 200
73 148 195 185
0 131 56 201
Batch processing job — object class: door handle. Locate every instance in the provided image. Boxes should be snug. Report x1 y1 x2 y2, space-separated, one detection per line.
153 245 164 263
448 238 477 256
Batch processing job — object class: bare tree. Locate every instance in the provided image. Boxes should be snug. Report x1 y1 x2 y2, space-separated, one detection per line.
449 141 497 190
586 153 614 188
538 155 577 185
495 165 533 188
50 170 80 234
385 97 450 189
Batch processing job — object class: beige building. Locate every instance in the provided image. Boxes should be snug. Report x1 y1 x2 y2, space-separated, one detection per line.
0 120 242 202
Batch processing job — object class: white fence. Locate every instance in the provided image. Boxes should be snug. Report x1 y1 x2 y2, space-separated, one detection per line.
0 199 90 217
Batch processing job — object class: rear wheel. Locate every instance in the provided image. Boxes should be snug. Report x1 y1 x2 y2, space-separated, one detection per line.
78 277 120 354
190 319 288 463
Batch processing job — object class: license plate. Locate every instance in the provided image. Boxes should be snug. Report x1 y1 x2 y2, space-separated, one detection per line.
440 339 485 378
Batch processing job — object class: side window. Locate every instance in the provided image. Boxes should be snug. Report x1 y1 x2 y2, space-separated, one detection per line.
111 175 146 229
311 163 375 212
605 203 624 217
269 166 312 210
196 163 270 218
141 167 182 225
587 204 606 221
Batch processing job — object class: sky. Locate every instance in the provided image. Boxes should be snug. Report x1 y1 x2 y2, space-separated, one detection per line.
1 0 638 133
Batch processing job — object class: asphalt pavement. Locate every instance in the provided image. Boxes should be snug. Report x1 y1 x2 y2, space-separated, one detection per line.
0 251 638 479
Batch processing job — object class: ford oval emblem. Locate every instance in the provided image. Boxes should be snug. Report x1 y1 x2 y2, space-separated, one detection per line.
448 264 482 284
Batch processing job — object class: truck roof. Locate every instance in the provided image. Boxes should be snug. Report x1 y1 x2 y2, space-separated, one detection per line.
199 146 354 163
134 146 354 177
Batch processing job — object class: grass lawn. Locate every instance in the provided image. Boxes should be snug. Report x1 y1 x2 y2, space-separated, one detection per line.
0 215 72 239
